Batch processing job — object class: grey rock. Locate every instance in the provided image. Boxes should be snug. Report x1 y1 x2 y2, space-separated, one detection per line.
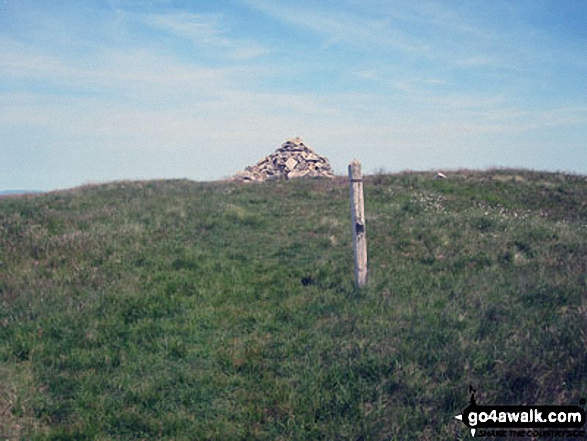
233 137 334 182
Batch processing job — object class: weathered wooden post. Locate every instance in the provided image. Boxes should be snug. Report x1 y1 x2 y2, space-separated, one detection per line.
349 160 368 287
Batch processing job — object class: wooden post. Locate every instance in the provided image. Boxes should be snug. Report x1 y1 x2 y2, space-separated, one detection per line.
349 160 368 287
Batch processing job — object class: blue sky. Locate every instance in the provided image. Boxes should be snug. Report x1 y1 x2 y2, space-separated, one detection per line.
1 0 586 191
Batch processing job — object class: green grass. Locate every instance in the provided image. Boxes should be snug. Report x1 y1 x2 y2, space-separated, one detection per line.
1 169 586 440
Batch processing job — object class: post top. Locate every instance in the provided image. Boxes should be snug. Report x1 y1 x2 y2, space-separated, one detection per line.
348 160 362 180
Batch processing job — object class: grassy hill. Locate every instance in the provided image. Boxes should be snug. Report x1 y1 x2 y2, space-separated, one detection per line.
1 169 586 440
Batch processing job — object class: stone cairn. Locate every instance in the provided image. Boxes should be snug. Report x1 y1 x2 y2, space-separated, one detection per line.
233 137 335 182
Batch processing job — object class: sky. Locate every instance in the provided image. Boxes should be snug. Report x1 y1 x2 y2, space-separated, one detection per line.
1 0 587 191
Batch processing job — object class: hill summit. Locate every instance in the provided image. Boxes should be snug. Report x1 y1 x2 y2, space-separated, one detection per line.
233 137 335 182
1 169 586 439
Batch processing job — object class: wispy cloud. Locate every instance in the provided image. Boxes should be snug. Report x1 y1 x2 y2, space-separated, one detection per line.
245 0 554 77
356 70 379 80
0 36 244 102
456 56 495 68
144 12 270 59
145 13 230 46
244 0 431 55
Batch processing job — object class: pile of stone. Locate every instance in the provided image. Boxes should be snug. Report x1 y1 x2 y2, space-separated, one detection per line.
233 137 335 182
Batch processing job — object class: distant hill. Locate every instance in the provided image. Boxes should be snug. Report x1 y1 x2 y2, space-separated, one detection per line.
0 189 42 196
0 169 585 439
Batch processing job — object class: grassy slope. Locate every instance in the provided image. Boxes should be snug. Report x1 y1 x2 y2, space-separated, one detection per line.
0 169 586 440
